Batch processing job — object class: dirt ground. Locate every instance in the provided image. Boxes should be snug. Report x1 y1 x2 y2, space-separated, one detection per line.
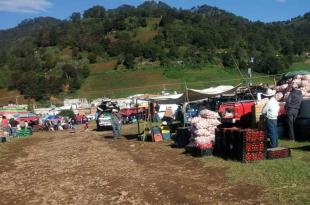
0 124 267 205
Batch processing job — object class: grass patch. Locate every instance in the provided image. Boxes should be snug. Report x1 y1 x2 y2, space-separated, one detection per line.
61 47 72 57
134 28 158 43
0 89 29 105
77 69 180 99
146 17 161 26
289 62 310 71
163 65 275 88
201 140 310 205
78 63 277 99
90 60 118 73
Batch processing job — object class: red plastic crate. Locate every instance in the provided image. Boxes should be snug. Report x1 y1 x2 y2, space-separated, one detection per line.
242 151 265 162
241 129 265 142
244 141 266 152
267 147 291 159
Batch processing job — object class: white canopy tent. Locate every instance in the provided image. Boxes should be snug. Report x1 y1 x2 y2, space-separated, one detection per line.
150 84 242 104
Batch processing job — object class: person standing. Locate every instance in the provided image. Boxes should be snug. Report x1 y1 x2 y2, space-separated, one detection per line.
111 109 122 139
82 115 89 131
262 89 280 148
9 118 18 137
285 87 303 141
69 117 77 132
1 116 9 133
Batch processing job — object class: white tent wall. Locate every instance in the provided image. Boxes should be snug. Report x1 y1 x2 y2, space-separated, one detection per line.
150 84 242 104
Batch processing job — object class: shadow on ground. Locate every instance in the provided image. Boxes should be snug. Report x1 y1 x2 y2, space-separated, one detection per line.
123 134 139 141
291 145 310 151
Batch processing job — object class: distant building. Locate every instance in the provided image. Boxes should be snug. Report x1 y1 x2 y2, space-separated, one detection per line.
63 98 89 109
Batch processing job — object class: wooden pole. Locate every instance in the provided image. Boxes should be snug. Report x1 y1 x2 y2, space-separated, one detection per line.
183 81 189 127
136 98 140 135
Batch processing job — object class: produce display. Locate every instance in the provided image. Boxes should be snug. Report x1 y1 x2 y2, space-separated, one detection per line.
214 128 266 162
189 109 221 149
275 74 310 101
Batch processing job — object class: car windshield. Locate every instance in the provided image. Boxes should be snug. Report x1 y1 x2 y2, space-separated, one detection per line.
99 112 111 118
16 114 28 118
28 113 36 117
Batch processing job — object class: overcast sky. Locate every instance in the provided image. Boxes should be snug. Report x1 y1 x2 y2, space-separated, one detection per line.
0 0 310 30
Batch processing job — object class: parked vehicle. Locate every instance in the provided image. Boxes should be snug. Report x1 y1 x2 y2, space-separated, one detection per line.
218 101 255 126
13 113 40 123
218 87 285 127
97 111 112 130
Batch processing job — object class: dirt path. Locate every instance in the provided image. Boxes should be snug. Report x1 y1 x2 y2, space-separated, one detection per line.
0 127 266 205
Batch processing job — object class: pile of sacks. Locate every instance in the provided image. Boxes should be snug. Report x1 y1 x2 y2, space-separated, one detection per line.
189 109 221 149
275 74 310 101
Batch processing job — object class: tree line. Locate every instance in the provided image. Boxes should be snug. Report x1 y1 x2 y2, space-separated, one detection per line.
0 1 309 100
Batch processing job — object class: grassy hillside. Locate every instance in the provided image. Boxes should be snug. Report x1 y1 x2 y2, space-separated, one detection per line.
0 89 29 105
77 61 278 99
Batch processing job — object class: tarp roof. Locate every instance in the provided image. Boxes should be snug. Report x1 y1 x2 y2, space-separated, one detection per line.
150 84 242 104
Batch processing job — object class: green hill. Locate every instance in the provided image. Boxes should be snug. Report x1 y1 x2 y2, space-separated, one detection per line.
77 60 283 99
0 1 310 101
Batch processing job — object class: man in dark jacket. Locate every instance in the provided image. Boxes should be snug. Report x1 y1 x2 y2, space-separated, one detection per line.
285 88 303 140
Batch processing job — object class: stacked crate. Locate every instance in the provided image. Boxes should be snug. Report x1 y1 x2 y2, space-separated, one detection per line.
267 147 291 159
215 128 266 162
239 129 266 162
214 127 240 159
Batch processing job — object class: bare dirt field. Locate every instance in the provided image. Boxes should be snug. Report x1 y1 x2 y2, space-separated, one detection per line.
0 125 267 205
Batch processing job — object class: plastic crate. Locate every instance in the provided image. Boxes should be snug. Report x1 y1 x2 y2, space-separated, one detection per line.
192 147 213 157
162 132 171 140
185 142 195 153
243 141 266 152
239 151 266 162
175 127 191 148
241 129 265 143
16 129 32 137
267 147 291 159
152 133 163 142
215 128 267 161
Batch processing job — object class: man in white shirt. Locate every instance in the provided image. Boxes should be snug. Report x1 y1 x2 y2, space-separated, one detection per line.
262 89 280 148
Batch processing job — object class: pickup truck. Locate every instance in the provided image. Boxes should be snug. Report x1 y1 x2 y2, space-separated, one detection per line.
218 89 285 127
218 100 255 126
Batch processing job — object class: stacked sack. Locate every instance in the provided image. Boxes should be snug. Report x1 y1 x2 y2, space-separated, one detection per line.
189 109 221 149
275 74 310 101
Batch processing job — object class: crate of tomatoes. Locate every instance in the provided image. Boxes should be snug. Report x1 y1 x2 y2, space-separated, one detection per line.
267 147 291 159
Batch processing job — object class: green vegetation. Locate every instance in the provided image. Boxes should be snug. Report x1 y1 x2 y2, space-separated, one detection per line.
0 1 310 100
58 109 75 118
78 61 276 98
289 62 310 71
201 140 310 205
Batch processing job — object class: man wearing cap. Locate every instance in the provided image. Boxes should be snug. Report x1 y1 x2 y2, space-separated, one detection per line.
262 88 280 148
111 109 122 139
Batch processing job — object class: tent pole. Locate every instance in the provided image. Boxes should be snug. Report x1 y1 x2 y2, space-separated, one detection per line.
183 81 189 127
136 98 140 135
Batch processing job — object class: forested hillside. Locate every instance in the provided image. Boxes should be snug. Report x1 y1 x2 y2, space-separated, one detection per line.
0 1 309 100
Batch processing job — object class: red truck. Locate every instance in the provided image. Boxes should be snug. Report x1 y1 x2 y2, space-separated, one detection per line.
218 88 285 127
218 100 254 125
